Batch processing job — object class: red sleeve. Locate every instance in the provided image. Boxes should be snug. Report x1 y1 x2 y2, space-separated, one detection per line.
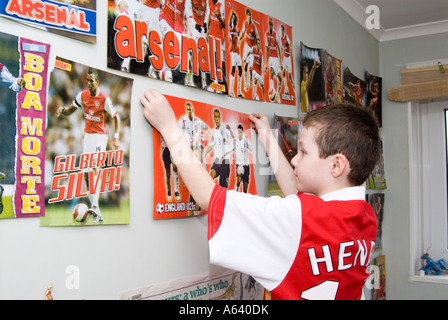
207 184 227 240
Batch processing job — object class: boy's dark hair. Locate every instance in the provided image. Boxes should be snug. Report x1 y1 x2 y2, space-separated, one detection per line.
302 104 381 186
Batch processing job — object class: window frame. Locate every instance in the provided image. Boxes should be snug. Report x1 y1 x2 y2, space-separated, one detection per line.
409 98 448 284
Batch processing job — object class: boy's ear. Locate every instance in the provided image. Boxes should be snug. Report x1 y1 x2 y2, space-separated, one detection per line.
330 153 348 178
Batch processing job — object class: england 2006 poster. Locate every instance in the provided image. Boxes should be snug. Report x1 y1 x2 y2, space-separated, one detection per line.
152 95 257 219
41 58 133 226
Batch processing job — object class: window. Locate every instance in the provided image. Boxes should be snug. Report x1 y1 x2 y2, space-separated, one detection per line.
410 99 448 282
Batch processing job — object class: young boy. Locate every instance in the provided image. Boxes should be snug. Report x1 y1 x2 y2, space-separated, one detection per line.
140 89 380 300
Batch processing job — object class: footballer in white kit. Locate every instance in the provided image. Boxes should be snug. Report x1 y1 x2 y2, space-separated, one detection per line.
205 109 234 188
234 124 252 193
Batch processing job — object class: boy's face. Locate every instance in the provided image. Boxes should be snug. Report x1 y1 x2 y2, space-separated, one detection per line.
291 126 333 196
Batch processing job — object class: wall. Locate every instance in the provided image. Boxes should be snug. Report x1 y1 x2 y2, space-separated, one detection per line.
380 32 448 299
0 0 379 299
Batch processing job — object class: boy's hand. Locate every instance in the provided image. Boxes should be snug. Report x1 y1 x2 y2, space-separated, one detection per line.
249 113 271 141
140 89 178 136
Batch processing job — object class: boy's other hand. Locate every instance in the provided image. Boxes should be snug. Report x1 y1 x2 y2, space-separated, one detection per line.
249 113 271 140
140 89 177 136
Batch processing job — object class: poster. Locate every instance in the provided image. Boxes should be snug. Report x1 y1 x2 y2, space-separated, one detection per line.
342 67 366 107
367 193 384 251
267 114 298 197
225 1 295 105
323 50 342 105
0 0 97 44
108 0 227 94
120 268 265 300
367 140 387 190
299 42 342 115
41 57 133 226
0 31 50 219
365 71 382 127
107 0 296 105
299 43 324 114
153 94 257 219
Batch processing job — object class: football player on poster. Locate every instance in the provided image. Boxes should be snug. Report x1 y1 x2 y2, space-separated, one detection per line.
246 37 265 100
238 8 259 94
56 68 120 223
44 58 133 226
227 10 243 98
207 0 226 93
265 17 283 103
204 108 234 188
343 67 366 107
366 71 382 127
178 101 209 214
280 24 294 97
300 43 325 114
234 124 252 193
189 0 210 90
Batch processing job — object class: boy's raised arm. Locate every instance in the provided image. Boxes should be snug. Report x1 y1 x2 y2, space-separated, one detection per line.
140 89 216 210
249 113 298 196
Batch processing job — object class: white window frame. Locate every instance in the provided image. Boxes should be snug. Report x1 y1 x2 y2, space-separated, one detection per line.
409 98 448 284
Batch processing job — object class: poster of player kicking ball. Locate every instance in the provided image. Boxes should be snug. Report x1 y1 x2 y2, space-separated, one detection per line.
152 95 257 219
41 58 133 226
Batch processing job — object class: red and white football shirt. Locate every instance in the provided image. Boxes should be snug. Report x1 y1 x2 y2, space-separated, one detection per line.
74 90 117 135
208 185 377 300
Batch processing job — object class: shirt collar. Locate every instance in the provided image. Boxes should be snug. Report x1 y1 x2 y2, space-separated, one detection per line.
320 186 366 202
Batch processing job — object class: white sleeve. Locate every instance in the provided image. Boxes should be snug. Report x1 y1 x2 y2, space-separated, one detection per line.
73 92 83 109
0 66 21 92
105 96 117 117
208 189 302 291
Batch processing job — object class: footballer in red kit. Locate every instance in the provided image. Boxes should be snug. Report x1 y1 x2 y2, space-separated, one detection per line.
57 68 120 223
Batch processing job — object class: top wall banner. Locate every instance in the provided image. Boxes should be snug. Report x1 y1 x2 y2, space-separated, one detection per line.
107 0 296 105
0 0 97 44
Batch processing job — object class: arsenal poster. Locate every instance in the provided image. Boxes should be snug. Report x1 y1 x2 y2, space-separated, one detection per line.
107 0 296 105
41 58 133 226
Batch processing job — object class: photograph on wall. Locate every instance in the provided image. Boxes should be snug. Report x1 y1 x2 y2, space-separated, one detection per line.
225 0 295 105
225 0 264 101
263 15 295 105
153 94 257 219
323 50 342 105
299 42 325 115
367 193 384 251
0 31 50 219
41 57 133 226
267 114 298 197
108 0 227 94
120 267 266 300
0 0 97 44
365 71 382 127
367 139 387 190
342 67 366 107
